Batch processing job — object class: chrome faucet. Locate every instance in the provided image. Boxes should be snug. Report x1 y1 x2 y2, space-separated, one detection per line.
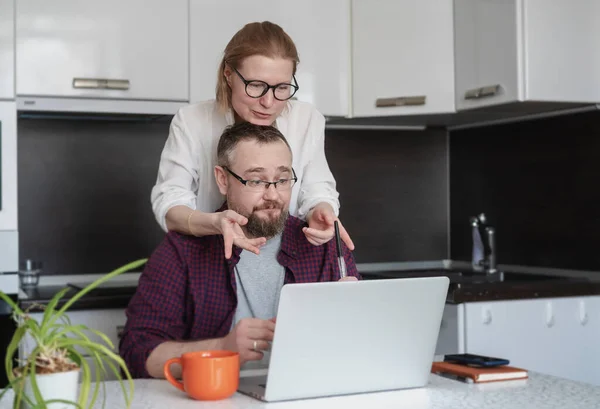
470 213 497 274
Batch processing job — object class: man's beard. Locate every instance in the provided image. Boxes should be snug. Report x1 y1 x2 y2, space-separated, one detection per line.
229 200 289 238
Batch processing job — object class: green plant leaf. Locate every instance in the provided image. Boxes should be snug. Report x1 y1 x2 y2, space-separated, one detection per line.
4 325 26 385
46 324 95 353
3 259 146 409
56 339 134 408
84 327 115 350
40 287 71 331
27 356 45 408
12 363 28 409
103 358 131 409
0 373 22 401
78 356 91 409
0 292 24 317
88 350 105 409
42 399 82 408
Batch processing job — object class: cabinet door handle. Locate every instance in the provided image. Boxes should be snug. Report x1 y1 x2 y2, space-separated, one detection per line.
481 307 492 325
73 78 130 90
376 95 426 107
464 84 501 100
545 301 555 328
579 300 589 326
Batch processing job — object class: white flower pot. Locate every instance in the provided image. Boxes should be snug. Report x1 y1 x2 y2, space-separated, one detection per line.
21 369 80 409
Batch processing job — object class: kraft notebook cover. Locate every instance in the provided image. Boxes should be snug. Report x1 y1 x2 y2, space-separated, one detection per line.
431 361 528 383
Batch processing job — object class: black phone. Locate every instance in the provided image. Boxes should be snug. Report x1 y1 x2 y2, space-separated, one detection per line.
444 353 509 367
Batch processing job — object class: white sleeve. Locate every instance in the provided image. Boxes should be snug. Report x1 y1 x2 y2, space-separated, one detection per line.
296 111 340 219
150 109 199 232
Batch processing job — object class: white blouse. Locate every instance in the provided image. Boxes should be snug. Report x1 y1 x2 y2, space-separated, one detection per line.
150 100 340 232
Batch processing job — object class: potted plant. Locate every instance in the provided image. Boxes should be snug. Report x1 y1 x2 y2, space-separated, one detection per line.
0 258 147 409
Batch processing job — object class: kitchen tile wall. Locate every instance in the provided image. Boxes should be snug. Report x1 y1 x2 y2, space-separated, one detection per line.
18 114 169 275
450 110 600 272
20 108 599 276
17 116 449 274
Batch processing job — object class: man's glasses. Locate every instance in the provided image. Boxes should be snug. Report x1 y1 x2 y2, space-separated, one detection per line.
230 66 299 101
224 166 298 192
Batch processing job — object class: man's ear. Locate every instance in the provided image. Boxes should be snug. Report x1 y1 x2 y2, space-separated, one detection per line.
214 166 229 195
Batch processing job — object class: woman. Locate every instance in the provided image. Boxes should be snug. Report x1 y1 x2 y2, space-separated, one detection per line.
151 21 354 258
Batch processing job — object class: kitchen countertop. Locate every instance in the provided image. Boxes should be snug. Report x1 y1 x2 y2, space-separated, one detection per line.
18 284 137 312
359 259 600 303
2 372 599 409
360 270 600 303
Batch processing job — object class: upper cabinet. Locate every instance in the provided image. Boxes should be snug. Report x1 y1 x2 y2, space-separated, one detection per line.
189 0 351 118
455 0 600 111
0 0 15 100
16 0 189 104
350 0 455 117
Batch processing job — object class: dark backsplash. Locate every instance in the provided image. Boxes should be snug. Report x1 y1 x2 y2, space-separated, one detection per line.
450 110 600 271
17 117 449 274
325 128 449 263
18 108 600 275
17 115 169 275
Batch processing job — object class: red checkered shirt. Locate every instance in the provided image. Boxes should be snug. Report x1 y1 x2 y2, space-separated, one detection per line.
119 215 360 378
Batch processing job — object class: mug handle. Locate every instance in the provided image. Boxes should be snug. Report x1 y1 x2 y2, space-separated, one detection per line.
164 358 185 391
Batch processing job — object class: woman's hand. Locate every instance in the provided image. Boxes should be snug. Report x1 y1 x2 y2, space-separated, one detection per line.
213 210 266 259
303 203 355 250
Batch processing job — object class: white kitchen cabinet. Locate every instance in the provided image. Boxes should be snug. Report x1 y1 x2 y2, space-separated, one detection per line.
350 0 455 117
20 309 127 382
16 0 188 106
454 0 600 111
435 303 464 356
0 0 14 100
566 297 600 385
463 297 600 386
189 0 350 117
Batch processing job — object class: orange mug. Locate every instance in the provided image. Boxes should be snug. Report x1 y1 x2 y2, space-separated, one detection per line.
164 350 240 400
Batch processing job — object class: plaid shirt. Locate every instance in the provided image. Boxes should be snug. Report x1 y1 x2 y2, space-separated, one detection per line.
119 215 359 378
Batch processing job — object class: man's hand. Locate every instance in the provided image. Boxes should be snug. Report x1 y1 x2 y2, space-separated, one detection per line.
338 276 358 282
303 203 355 250
222 318 275 365
214 210 266 259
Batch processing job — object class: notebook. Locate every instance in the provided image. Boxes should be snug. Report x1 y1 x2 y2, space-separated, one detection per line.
432 361 528 383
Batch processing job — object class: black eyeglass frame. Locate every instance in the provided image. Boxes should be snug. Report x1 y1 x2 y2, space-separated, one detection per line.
230 66 299 101
223 166 298 190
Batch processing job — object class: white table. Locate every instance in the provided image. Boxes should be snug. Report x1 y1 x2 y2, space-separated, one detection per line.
2 372 600 409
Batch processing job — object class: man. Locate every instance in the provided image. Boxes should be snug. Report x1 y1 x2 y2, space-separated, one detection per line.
119 122 359 379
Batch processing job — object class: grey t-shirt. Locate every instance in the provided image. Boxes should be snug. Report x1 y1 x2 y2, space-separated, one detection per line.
232 234 285 369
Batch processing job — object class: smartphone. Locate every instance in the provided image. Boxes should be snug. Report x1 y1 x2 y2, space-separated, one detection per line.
444 353 509 367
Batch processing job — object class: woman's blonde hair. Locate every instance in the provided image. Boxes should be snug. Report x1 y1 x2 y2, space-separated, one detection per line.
215 21 300 112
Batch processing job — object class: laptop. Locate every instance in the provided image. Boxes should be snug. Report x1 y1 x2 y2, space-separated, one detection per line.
237 276 450 402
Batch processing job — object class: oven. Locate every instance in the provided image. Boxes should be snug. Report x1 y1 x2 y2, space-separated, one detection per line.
0 101 19 389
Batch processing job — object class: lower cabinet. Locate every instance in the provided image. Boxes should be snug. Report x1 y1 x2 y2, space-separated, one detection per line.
435 297 600 385
19 309 127 382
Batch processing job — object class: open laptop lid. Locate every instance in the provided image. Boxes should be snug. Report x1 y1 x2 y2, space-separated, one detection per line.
258 276 449 401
